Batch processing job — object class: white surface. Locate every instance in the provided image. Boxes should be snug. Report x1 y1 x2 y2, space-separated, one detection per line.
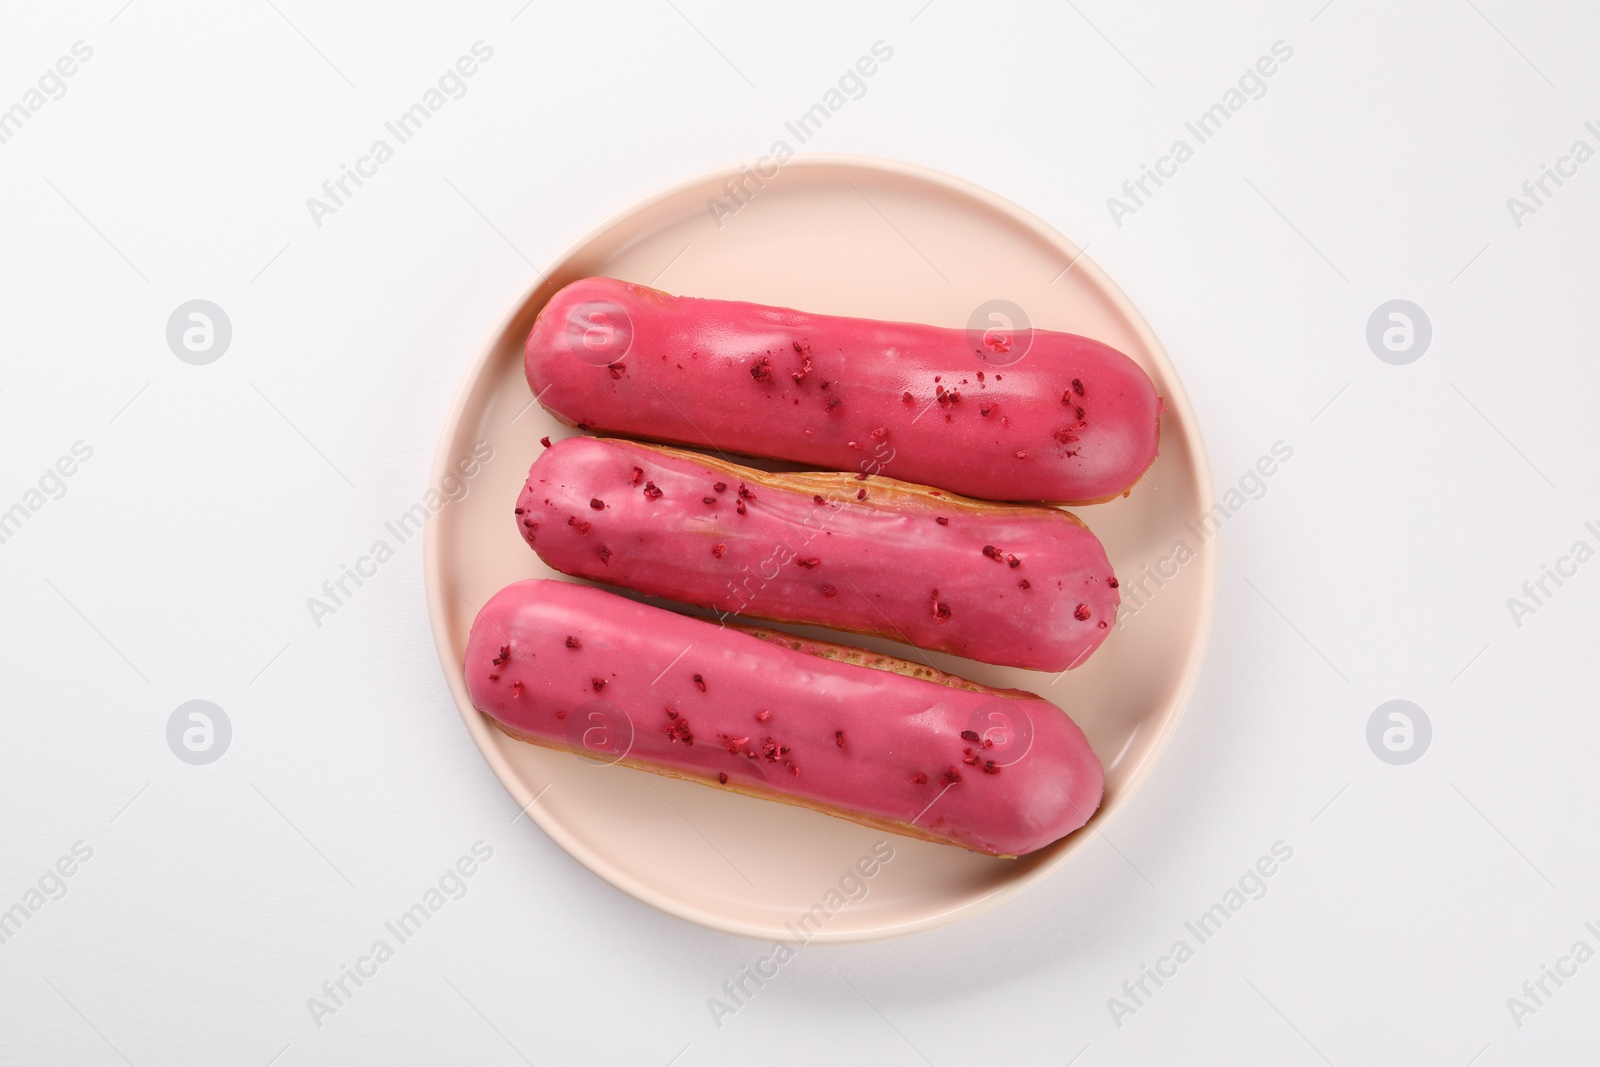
0 1 1594 1064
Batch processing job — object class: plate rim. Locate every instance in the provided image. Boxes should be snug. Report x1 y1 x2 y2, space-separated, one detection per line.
424 152 1218 942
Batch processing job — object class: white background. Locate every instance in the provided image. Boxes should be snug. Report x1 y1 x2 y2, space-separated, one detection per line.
2 1 1597 1064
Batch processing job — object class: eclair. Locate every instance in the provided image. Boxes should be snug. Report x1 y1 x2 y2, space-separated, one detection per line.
465 579 1105 857
525 277 1161 504
516 437 1121 671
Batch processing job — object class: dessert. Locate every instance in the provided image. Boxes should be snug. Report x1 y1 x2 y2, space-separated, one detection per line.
516 436 1121 671
524 277 1161 504
466 579 1105 856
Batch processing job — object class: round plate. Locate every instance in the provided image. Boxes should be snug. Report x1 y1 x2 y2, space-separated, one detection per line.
426 155 1215 942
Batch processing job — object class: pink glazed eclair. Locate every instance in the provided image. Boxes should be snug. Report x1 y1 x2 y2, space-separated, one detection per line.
466 580 1105 857
516 437 1121 671
524 277 1161 504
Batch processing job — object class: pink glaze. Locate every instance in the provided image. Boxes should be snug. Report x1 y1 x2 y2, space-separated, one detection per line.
524 277 1161 504
517 437 1121 671
466 580 1104 856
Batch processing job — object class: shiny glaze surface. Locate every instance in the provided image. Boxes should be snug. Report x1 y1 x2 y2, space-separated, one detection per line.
525 277 1160 504
517 437 1120 670
465 580 1105 856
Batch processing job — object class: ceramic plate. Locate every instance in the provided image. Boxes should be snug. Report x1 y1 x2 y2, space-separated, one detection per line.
425 155 1215 942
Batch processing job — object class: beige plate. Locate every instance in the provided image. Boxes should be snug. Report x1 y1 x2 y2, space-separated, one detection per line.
425 156 1216 942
